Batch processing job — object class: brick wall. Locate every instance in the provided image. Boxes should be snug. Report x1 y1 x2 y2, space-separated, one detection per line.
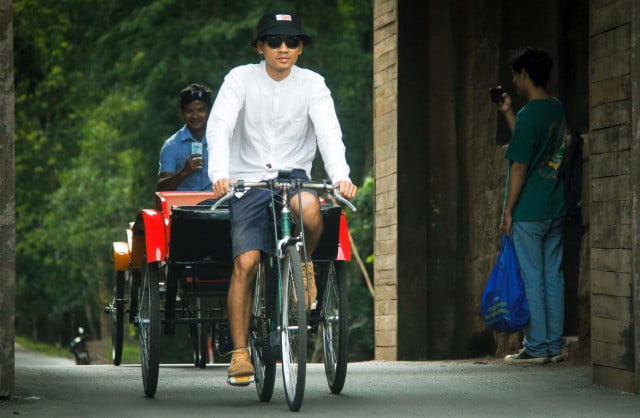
371 2 638 389
589 0 636 393
373 0 398 360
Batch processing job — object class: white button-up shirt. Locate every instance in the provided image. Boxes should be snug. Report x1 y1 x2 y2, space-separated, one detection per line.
206 61 351 185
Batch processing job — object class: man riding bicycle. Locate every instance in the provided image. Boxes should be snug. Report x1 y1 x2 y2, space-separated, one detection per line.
206 10 357 386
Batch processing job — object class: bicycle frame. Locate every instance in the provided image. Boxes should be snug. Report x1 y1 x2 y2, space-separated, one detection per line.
211 177 356 323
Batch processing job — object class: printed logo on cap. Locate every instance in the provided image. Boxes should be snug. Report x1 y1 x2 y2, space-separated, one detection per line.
275 14 292 21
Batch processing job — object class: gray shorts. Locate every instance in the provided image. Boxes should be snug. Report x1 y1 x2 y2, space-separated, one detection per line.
229 169 316 259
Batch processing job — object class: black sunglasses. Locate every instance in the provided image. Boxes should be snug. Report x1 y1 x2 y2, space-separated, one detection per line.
264 36 301 49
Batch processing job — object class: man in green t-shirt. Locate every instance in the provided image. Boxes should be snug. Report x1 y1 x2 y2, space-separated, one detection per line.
494 47 567 364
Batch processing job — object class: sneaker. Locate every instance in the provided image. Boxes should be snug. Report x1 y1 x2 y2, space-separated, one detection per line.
227 348 255 386
504 350 548 364
300 262 317 309
548 352 566 363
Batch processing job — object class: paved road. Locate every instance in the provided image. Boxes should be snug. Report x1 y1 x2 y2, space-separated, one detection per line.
3 345 640 417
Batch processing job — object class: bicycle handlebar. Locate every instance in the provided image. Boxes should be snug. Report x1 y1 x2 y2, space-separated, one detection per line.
210 180 357 212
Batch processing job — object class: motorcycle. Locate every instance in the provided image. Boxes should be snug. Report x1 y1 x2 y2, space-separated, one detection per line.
69 327 91 365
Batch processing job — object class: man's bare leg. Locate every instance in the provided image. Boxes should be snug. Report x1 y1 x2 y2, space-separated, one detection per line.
290 191 322 306
226 250 259 385
290 191 323 254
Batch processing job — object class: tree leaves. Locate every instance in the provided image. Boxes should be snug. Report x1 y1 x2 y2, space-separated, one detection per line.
14 0 373 352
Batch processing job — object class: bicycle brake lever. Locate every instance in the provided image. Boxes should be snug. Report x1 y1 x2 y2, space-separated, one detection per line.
334 189 357 212
210 188 234 211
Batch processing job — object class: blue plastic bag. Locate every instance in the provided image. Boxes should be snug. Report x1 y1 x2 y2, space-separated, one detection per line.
481 234 530 332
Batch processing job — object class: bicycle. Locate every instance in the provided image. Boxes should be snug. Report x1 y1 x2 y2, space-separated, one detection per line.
211 171 356 411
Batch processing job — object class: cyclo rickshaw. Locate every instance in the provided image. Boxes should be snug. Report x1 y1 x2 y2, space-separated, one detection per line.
106 171 356 411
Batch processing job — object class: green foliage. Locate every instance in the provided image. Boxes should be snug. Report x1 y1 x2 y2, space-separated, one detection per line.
349 175 374 258
344 175 374 360
14 0 373 359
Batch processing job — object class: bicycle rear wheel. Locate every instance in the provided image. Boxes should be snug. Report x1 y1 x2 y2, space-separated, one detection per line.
251 262 276 402
281 245 307 411
321 261 349 394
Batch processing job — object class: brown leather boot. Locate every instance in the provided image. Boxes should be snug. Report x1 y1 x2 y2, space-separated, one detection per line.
300 262 317 309
227 348 255 386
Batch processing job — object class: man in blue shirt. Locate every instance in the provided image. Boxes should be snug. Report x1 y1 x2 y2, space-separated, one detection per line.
158 83 213 191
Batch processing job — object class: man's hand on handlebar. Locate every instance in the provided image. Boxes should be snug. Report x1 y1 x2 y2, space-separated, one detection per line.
212 178 230 198
335 180 357 200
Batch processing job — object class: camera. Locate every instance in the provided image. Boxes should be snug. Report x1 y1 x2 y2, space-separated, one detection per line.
489 87 503 104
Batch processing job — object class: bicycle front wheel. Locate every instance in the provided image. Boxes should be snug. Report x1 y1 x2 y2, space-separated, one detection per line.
280 245 307 411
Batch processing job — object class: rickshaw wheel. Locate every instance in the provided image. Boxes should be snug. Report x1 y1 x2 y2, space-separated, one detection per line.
128 270 141 323
281 246 307 411
321 261 348 394
189 308 209 369
196 297 208 368
189 301 209 369
189 324 200 367
139 259 160 398
251 262 276 402
197 323 209 368
110 270 125 366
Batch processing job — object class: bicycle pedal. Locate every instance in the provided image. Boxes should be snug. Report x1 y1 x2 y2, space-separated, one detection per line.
227 375 254 386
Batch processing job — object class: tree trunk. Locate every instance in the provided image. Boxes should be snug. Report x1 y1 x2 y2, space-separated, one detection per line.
0 0 16 398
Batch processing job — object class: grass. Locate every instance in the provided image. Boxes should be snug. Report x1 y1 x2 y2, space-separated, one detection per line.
108 338 141 364
16 327 220 366
16 334 140 364
15 335 74 359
